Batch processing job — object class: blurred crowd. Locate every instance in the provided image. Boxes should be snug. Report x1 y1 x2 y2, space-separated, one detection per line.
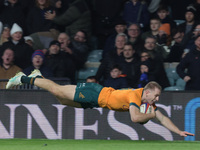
0 0 200 90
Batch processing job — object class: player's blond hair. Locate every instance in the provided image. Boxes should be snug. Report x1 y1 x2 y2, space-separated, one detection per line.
143 81 162 91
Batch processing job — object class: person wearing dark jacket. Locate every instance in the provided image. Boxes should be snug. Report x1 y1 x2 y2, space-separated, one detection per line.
143 36 170 89
95 33 127 83
176 35 200 90
156 5 177 32
44 0 91 37
23 50 53 78
103 64 128 89
26 0 57 35
44 40 76 82
119 43 141 88
165 28 185 62
0 0 26 33
0 23 34 69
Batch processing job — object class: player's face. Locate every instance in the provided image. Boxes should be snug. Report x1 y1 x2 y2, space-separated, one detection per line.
145 88 161 104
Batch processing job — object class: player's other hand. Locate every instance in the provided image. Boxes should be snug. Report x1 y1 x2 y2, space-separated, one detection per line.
180 131 194 137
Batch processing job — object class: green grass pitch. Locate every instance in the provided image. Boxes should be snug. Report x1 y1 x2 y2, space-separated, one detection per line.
0 139 199 150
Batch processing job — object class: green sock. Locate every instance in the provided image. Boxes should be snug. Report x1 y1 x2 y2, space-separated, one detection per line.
21 76 36 85
35 75 43 78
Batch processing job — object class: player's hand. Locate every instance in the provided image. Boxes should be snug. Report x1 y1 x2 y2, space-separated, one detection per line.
150 105 156 119
179 131 194 137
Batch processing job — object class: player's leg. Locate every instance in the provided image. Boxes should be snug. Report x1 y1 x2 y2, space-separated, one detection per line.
6 70 82 108
33 78 82 107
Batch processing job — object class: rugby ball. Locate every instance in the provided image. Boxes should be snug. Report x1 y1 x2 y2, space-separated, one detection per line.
140 103 152 114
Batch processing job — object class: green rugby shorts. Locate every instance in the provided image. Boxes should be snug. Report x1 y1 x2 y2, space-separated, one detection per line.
74 83 103 109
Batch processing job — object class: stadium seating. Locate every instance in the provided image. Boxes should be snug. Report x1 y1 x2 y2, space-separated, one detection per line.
76 67 98 82
164 86 184 91
176 78 186 89
87 49 103 62
174 20 185 26
165 67 180 86
75 49 103 82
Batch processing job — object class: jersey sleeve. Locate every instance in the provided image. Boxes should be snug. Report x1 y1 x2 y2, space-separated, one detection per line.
128 92 142 109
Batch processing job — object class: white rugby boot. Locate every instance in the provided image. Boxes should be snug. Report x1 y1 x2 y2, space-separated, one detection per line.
28 69 42 78
6 72 26 89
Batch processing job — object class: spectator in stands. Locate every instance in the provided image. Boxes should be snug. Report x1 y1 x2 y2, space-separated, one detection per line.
156 5 177 31
157 23 172 48
127 23 144 55
95 33 128 83
123 0 150 31
165 28 185 62
142 17 161 41
178 5 199 35
0 0 26 33
44 40 76 82
140 50 151 62
119 43 140 88
0 48 22 89
26 0 57 35
145 36 168 60
143 37 170 88
86 76 99 83
0 24 11 46
103 64 128 89
0 23 34 69
176 35 200 90
189 0 200 22
24 36 34 48
57 32 71 52
57 31 89 70
181 24 200 52
103 18 127 58
87 0 126 49
23 50 53 78
44 0 91 38
138 60 155 88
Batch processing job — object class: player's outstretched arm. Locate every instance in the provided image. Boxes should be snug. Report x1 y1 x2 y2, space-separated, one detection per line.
155 110 194 137
129 105 155 123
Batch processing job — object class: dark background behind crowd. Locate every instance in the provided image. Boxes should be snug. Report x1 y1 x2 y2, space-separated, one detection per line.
0 0 200 91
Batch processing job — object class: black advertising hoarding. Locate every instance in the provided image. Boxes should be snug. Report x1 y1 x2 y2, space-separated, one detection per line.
0 90 199 141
